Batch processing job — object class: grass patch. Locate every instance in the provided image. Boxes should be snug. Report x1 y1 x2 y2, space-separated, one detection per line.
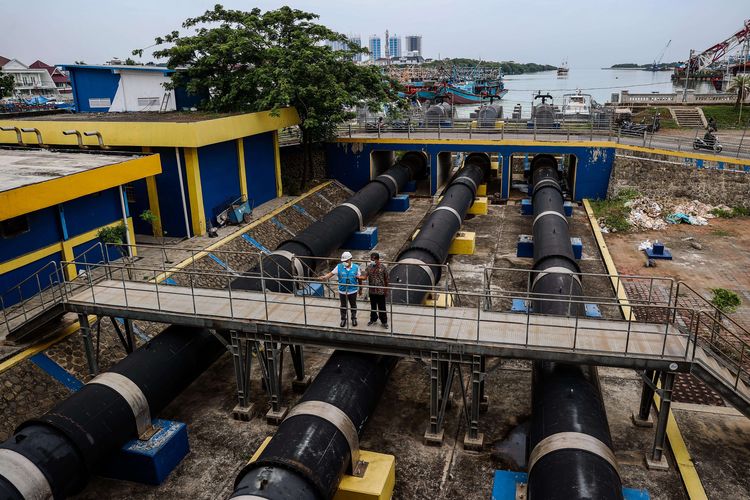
590 188 640 232
711 288 742 313
702 104 750 130
709 206 750 218
712 228 735 237
631 107 678 129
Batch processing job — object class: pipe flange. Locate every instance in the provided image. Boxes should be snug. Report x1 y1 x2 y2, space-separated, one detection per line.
339 203 364 231
532 210 568 228
377 173 400 196
528 432 620 479
87 372 151 437
532 178 562 194
395 258 436 286
269 250 305 279
433 205 463 226
531 266 582 290
0 449 53 500
285 400 360 471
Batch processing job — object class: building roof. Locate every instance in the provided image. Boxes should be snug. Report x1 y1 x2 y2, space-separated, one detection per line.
0 56 9 67
59 64 174 74
0 108 301 148
0 148 161 220
29 60 54 75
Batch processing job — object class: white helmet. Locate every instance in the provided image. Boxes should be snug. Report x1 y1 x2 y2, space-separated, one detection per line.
341 251 353 262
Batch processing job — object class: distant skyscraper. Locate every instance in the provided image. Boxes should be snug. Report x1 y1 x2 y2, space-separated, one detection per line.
349 35 362 62
388 35 401 58
405 35 422 56
368 35 382 61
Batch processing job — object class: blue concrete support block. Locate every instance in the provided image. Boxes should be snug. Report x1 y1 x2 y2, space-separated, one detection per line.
491 470 650 500
585 303 602 318
402 180 417 193
517 235 582 260
644 242 673 260
384 194 410 212
564 201 574 217
343 226 378 250
100 419 189 485
520 198 533 215
296 282 325 297
510 298 530 313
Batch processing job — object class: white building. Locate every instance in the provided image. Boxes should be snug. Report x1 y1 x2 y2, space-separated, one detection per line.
0 56 61 99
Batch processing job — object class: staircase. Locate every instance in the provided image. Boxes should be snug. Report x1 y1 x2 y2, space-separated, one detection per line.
670 107 707 128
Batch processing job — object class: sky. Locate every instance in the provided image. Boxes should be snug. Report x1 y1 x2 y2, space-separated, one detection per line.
1 0 748 68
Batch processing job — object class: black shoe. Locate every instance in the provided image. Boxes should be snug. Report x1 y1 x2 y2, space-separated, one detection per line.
352 318 358 327
367 320 376 326
382 323 389 329
340 319 347 327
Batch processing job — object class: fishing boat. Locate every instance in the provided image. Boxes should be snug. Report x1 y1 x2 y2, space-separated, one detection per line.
557 60 569 76
435 79 508 104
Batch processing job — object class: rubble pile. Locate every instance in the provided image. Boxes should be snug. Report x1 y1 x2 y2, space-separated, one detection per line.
599 196 731 233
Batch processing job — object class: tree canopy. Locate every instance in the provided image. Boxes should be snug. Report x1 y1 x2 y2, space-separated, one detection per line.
0 73 15 98
137 5 402 190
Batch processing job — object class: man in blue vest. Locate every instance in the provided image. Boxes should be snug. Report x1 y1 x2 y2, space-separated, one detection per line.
318 251 363 327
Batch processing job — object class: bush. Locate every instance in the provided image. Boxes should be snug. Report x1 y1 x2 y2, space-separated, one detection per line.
96 223 127 245
590 189 641 232
710 206 750 218
711 288 741 313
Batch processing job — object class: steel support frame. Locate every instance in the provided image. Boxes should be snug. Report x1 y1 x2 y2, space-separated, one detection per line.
650 371 676 464
78 313 98 376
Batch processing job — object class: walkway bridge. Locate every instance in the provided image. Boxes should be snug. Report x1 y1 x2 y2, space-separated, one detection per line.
2 247 750 449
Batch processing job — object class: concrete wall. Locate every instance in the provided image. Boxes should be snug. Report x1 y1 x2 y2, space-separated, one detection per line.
609 151 750 208
110 70 176 112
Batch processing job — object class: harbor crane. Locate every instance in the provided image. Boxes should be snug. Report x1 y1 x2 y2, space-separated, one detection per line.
684 19 750 73
651 39 671 71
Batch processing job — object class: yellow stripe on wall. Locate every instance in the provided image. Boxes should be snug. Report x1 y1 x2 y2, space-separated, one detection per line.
273 130 283 197
237 138 248 200
183 147 206 236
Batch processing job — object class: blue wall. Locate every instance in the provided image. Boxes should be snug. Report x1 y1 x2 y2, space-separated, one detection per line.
68 67 120 112
63 188 123 237
198 140 241 226
0 207 60 262
151 147 192 238
0 253 63 306
128 179 152 235
325 141 615 200
243 132 277 207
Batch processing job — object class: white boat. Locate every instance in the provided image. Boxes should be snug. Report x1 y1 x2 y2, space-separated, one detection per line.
561 90 593 117
557 60 569 76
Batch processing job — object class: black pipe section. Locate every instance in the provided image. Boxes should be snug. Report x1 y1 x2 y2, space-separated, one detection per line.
232 152 428 293
525 154 623 500
232 352 396 500
0 326 225 499
390 152 490 304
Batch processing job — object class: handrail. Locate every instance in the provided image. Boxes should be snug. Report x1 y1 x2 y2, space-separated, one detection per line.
0 260 64 332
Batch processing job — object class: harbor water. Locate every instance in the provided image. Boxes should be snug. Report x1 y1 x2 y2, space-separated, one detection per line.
453 67 718 119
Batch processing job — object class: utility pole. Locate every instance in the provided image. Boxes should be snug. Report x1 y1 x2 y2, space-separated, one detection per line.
682 49 694 103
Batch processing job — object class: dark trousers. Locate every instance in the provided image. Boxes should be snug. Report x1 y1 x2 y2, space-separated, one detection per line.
369 293 387 324
339 292 357 320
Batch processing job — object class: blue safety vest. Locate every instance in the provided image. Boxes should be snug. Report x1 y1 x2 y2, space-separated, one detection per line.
337 263 360 294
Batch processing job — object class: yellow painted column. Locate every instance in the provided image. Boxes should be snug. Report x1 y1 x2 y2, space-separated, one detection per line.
141 146 162 237
60 241 77 280
273 130 283 197
237 138 248 200
183 147 206 236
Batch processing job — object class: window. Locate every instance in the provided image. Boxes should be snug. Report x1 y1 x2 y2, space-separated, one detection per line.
124 184 136 204
137 97 160 107
88 98 111 108
0 215 30 238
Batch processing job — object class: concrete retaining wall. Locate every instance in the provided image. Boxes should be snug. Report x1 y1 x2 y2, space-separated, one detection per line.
609 150 750 208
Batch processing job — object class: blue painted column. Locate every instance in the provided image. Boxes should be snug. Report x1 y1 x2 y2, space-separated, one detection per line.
430 153 439 195
501 155 511 199
57 204 69 241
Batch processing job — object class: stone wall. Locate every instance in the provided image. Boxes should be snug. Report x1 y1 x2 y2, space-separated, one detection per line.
279 144 327 195
609 151 750 209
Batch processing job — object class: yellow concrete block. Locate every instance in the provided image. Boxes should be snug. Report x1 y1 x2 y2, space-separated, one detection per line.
335 450 396 500
490 160 499 171
448 231 475 255
495 120 505 129
248 437 396 500
423 292 454 308
476 184 487 196
468 196 488 215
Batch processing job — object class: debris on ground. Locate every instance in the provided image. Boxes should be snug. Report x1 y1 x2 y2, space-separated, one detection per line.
599 196 731 232
638 239 653 251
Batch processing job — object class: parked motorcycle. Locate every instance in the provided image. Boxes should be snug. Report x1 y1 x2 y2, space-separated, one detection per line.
693 134 723 153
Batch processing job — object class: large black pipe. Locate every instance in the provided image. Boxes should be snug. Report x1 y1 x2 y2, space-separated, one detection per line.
231 153 485 500
390 152 490 304
0 326 225 499
232 152 427 292
525 154 623 500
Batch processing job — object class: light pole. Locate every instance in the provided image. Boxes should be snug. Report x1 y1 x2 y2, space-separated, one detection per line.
682 49 694 103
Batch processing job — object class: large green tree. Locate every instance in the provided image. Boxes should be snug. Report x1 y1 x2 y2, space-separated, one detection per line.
137 5 402 190
0 73 15 98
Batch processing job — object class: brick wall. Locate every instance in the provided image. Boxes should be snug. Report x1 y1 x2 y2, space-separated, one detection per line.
609 150 750 208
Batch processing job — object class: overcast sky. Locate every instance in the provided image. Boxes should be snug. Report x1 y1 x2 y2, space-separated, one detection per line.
1 1 748 67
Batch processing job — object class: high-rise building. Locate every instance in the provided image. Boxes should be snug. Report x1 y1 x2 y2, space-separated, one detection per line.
405 35 422 56
368 35 382 61
388 35 401 59
349 35 362 62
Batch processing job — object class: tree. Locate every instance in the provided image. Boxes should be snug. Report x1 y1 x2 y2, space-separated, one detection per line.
137 5 403 191
124 57 137 66
0 73 15 98
727 74 750 108
96 223 133 278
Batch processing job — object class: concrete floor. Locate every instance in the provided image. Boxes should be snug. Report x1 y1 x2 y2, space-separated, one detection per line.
3 183 750 499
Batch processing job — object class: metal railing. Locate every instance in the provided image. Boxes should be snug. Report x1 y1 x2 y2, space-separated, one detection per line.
0 261 64 335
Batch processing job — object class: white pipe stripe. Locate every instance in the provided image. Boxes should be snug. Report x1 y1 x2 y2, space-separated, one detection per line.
339 203 364 231
270 250 304 279
88 372 151 437
0 449 53 500
434 206 463 226
378 174 399 195
455 175 478 193
532 210 569 228
531 266 582 290
396 258 436 286
285 400 360 471
528 432 620 479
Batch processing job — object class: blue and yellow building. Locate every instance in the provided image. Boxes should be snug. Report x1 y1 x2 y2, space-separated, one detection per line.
0 148 161 306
